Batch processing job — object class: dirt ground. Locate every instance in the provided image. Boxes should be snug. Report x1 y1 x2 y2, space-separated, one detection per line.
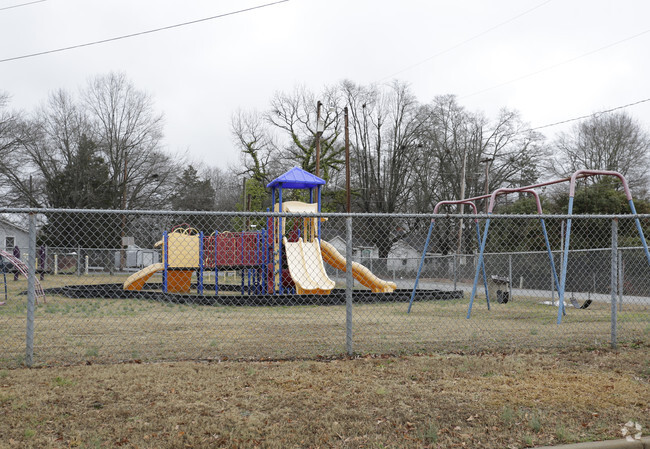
1 343 648 448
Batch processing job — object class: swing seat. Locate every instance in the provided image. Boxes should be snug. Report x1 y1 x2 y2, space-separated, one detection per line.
570 298 592 309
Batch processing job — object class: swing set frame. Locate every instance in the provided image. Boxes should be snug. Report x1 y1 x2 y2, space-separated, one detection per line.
409 169 650 324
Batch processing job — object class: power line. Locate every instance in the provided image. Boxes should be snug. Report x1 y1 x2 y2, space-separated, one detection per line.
0 0 289 64
0 0 45 12
479 97 650 139
528 97 650 132
461 27 650 100
377 0 553 82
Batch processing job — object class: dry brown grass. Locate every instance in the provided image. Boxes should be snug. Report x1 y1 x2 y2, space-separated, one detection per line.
0 275 649 447
0 345 648 448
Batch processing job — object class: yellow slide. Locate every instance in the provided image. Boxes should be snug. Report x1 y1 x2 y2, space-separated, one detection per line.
320 240 397 293
124 263 164 291
124 264 194 293
283 238 335 295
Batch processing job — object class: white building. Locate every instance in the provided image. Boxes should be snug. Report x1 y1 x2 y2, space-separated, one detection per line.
0 218 29 254
386 239 421 273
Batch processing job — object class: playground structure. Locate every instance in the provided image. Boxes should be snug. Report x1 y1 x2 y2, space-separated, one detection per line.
123 224 271 294
410 169 650 323
124 167 397 297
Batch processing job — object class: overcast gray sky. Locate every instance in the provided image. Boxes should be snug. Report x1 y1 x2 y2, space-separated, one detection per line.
2 0 649 169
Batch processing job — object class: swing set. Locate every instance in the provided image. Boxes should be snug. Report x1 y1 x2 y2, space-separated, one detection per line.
409 169 650 323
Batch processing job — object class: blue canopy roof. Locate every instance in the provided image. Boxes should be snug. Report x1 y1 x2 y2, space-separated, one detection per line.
266 167 325 189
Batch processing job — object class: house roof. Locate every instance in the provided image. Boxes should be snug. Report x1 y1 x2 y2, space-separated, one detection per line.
266 167 325 190
0 216 29 234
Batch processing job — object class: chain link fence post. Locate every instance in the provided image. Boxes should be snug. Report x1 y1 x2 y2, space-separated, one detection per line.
610 218 618 349
617 249 623 312
345 216 353 355
25 213 37 367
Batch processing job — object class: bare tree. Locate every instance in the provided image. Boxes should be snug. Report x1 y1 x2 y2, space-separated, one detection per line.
0 90 97 207
0 93 18 154
418 96 546 210
416 95 474 208
0 93 34 206
231 109 278 186
201 165 240 211
343 80 426 214
265 85 345 182
475 108 547 200
552 111 650 194
83 72 179 210
230 81 548 256
341 80 427 257
412 96 547 253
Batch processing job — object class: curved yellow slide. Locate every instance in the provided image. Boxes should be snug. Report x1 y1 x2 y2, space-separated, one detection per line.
320 240 397 293
124 263 164 291
283 238 335 295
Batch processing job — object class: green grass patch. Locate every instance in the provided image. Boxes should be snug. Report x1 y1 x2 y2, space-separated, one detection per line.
53 376 75 387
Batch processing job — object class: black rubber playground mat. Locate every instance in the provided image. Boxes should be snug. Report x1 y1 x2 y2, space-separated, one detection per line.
42 283 464 306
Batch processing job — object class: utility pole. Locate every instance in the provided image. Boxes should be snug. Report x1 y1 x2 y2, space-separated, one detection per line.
481 157 494 213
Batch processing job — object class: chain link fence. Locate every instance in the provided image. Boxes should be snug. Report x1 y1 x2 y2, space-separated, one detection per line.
0 209 648 368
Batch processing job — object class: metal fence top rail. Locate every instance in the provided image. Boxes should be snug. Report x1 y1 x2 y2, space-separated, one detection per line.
430 245 649 258
2 208 650 221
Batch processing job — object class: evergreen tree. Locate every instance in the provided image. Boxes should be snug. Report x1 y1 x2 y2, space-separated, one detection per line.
40 135 119 250
170 165 215 211
46 134 111 209
169 165 216 231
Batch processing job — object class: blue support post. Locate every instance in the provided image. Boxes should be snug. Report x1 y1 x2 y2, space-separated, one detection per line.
467 216 492 318
263 223 268 295
271 191 276 294
629 199 650 265
475 220 490 309
162 231 168 293
241 230 245 295
198 232 204 295
540 219 561 295
256 231 261 294
408 219 435 313
278 186 283 295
